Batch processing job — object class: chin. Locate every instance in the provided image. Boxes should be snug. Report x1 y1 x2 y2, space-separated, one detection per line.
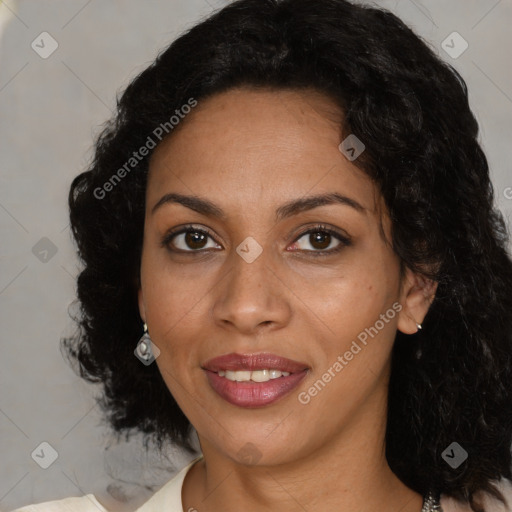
214 428 308 467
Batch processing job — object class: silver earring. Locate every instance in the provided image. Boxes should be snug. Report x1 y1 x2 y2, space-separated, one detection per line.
134 322 160 364
136 323 153 360
416 322 422 331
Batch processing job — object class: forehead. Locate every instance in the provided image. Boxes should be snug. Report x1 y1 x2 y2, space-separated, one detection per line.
147 87 379 217
151 87 343 160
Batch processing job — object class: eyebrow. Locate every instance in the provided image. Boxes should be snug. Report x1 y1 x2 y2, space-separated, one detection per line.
151 191 366 221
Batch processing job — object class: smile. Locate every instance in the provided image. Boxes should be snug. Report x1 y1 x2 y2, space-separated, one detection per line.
202 352 309 408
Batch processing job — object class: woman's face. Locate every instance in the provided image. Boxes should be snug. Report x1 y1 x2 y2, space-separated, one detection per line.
138 87 433 465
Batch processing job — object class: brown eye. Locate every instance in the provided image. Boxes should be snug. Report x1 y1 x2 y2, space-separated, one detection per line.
308 231 332 250
162 226 221 252
290 224 351 255
184 231 208 250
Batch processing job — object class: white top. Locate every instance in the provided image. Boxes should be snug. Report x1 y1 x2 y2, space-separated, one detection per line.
9 455 512 512
9 455 203 512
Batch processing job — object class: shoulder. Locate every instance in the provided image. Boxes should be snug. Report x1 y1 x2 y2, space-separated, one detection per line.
9 494 108 512
8 454 204 512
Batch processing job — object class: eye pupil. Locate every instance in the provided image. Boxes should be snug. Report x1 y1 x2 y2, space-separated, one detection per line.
185 231 207 249
310 232 331 250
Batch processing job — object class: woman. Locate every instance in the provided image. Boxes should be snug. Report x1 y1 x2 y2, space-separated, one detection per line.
12 0 512 511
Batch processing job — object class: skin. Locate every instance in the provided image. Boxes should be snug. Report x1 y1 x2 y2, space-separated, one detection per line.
137 87 438 512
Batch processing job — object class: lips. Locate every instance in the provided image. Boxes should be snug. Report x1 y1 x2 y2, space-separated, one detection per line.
202 352 309 408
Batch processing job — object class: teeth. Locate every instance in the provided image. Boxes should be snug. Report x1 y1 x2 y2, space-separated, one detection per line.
251 369 270 382
226 370 251 381
217 369 291 382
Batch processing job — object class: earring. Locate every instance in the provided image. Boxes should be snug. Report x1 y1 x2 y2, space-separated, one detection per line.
411 316 422 332
137 323 153 359
139 322 150 340
134 322 161 364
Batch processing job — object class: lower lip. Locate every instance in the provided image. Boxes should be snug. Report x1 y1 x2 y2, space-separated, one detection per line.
204 370 308 408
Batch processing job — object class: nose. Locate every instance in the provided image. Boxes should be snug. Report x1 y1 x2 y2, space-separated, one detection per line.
211 243 292 335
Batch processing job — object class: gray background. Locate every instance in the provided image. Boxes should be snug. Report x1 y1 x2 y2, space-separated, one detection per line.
0 0 511 511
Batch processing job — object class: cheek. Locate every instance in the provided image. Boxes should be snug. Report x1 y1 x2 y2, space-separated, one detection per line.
141 247 215 329
300 270 399 420
298 252 401 405
303 254 399 342
143 267 207 410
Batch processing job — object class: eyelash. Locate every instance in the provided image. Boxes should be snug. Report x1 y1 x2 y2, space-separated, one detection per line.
160 223 351 256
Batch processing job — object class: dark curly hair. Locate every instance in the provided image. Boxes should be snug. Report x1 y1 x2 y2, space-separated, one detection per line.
62 0 512 510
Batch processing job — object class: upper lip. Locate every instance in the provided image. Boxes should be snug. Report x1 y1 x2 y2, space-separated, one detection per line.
203 352 309 374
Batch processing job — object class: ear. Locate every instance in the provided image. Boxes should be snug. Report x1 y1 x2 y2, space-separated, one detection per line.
138 287 146 324
397 267 438 335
